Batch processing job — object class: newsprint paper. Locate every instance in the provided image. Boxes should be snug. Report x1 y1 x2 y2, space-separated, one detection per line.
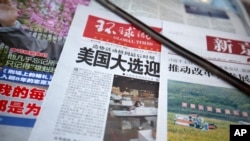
158 21 250 141
89 0 248 36
28 5 163 141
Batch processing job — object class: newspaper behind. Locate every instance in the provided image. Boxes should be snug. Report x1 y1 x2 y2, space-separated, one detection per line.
89 0 248 36
28 5 162 141
231 0 250 35
159 21 250 141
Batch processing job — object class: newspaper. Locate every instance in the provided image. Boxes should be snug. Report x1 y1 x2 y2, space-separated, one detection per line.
0 29 60 140
231 0 250 35
89 0 248 36
158 21 250 141
28 5 162 141
0 1 90 141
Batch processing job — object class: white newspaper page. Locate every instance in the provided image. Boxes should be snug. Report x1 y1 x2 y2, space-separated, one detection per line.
89 0 248 35
159 21 250 141
232 0 250 35
28 5 163 141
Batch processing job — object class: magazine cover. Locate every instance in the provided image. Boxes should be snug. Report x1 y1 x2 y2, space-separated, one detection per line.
28 5 162 141
159 21 250 141
0 0 90 141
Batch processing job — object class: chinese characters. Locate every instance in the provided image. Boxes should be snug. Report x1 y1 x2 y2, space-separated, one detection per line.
207 36 250 63
76 46 160 77
83 15 161 51
0 83 45 116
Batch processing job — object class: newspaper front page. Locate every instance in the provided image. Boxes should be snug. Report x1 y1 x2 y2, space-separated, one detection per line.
159 21 250 141
89 0 248 36
28 5 162 141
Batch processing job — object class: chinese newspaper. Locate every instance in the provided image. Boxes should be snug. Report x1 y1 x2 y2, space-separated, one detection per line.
28 5 162 141
231 0 250 35
89 0 249 36
0 1 90 141
158 21 250 141
0 25 61 140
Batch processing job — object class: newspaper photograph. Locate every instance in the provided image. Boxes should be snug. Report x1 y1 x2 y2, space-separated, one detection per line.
158 21 250 141
89 0 248 35
28 5 163 141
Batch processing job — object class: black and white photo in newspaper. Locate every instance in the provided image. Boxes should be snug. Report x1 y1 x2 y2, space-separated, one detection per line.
28 5 164 141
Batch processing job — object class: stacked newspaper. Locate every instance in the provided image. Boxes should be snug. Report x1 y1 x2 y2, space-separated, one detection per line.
28 5 162 141
1 0 250 141
160 21 250 141
28 4 250 141
231 0 250 35
90 0 250 36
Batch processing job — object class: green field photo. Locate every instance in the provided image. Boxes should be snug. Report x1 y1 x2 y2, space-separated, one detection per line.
167 80 250 141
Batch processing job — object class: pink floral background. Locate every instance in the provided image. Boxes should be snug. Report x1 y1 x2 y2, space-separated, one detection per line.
14 0 91 36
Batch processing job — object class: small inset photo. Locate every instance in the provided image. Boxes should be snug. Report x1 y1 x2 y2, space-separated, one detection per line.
104 75 159 141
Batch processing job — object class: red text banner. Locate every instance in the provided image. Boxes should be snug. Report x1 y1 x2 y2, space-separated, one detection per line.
83 15 162 52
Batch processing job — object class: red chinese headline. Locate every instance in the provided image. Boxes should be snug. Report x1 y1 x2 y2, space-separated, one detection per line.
0 83 46 116
207 36 250 56
83 15 162 52
10 48 48 58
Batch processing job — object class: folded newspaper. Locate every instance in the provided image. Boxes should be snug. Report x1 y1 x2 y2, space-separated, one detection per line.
159 21 250 141
231 0 250 35
89 0 249 36
26 3 250 141
28 5 162 141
